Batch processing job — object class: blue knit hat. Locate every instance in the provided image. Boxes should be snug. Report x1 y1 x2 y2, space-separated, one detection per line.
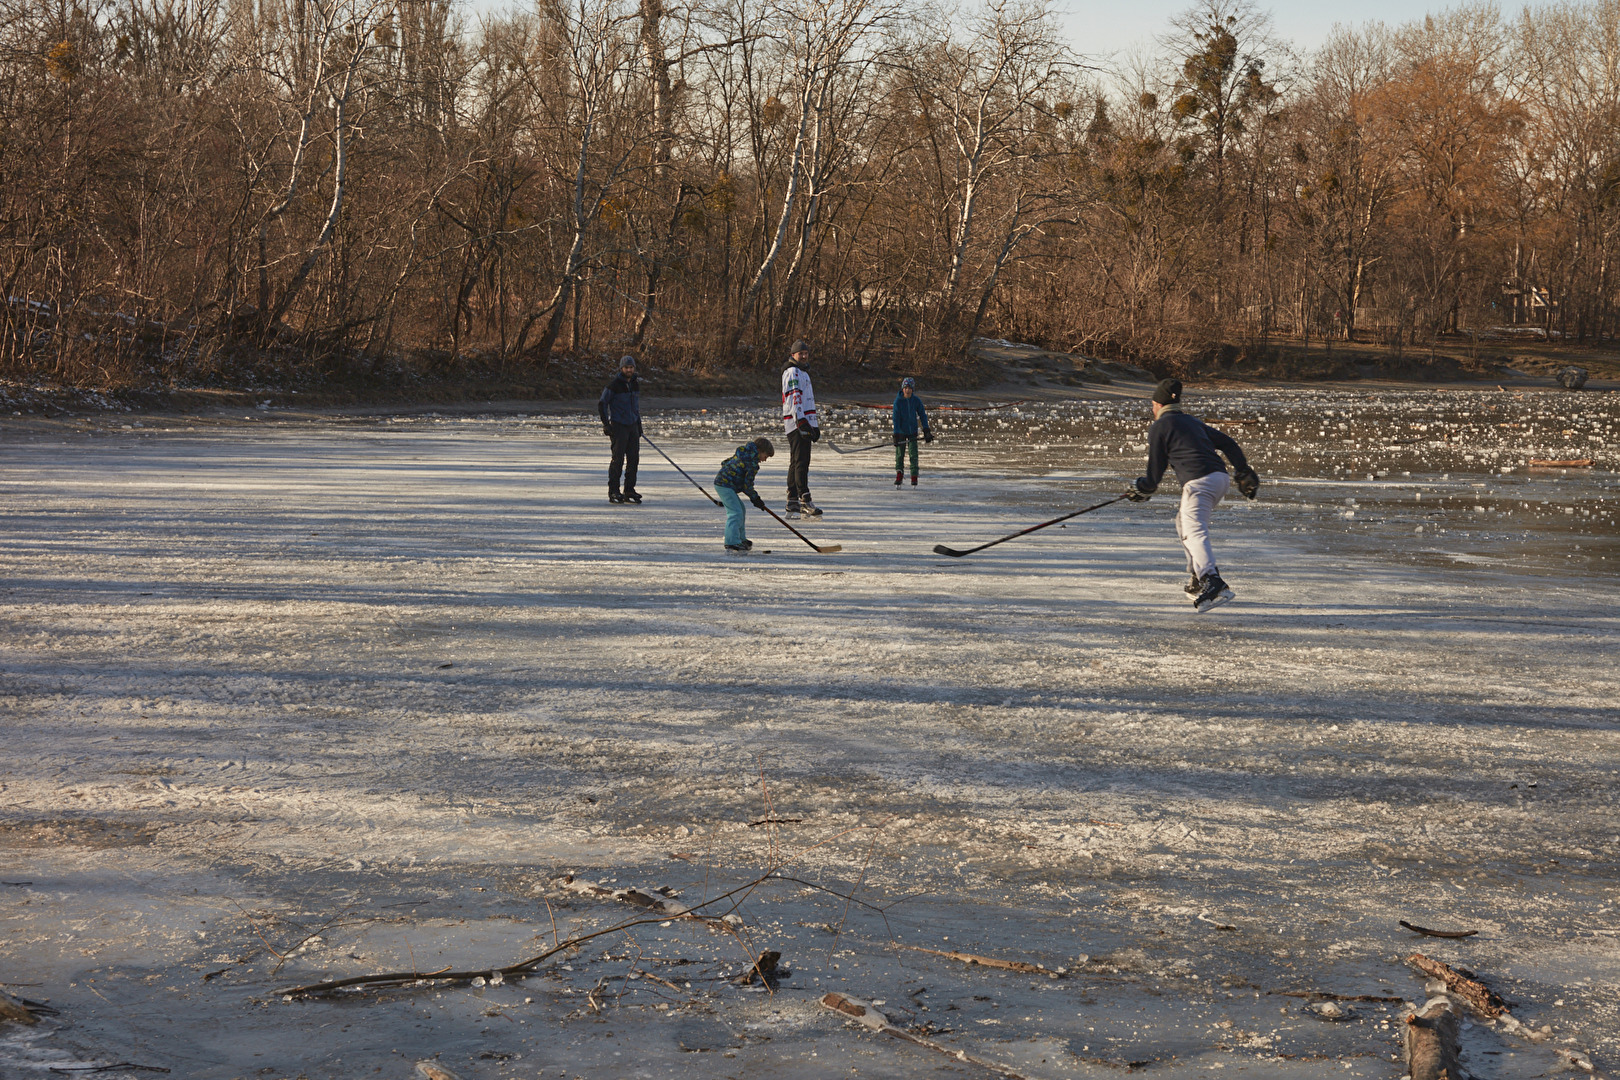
901 377 915 389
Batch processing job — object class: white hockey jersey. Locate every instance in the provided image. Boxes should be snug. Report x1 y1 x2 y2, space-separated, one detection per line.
781 364 818 434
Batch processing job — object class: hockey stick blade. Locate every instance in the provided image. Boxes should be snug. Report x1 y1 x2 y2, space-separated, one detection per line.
932 544 969 557
814 544 843 553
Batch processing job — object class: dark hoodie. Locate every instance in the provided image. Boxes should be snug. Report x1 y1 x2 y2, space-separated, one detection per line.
1137 405 1249 493
598 372 641 426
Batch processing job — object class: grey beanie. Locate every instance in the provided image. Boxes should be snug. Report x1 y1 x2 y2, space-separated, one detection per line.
791 339 810 354
619 354 637 368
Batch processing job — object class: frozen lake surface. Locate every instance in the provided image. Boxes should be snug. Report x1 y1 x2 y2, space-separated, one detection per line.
0 388 1616 1079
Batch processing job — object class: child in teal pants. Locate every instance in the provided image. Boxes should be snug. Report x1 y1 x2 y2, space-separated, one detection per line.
891 377 932 486
714 436 775 552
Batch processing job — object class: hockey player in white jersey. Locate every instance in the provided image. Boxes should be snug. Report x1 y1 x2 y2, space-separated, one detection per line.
780 339 822 516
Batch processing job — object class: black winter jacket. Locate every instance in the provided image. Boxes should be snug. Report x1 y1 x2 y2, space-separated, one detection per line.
598 373 641 426
1137 406 1249 493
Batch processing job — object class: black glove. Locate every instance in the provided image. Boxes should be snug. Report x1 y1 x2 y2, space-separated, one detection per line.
796 418 812 434
602 423 612 438
1125 479 1152 502
1234 467 1259 500
893 432 905 446
750 494 766 510
923 429 934 444
807 426 820 442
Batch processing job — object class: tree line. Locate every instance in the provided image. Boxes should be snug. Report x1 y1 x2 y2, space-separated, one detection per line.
3 0 1617 389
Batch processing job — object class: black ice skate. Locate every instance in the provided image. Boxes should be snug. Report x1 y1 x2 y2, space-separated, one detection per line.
1184 573 1201 596
608 492 625 504
622 489 643 503
1192 573 1234 613
799 497 823 517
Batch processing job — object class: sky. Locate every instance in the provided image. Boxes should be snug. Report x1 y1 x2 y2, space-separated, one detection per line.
1058 0 1419 58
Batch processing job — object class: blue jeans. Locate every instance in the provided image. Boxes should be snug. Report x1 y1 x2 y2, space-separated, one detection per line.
717 486 747 547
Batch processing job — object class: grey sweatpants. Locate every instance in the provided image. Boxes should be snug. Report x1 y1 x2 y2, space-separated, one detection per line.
1176 471 1230 579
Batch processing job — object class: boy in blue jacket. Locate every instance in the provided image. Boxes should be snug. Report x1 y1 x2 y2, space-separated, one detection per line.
714 437 776 552
891 377 933 486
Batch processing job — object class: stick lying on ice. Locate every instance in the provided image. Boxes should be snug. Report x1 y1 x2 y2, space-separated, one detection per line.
0 989 39 1025
826 440 892 455
933 496 1124 558
1404 995 1463 1080
1405 953 1507 1018
819 992 1028 1079
1400 920 1478 939
276 873 765 998
1406 952 1555 1045
894 943 1065 977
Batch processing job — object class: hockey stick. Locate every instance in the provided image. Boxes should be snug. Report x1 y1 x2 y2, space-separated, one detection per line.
641 433 722 506
933 496 1125 558
760 504 842 553
827 439 894 455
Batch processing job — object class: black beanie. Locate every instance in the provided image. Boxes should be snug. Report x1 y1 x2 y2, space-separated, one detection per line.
1152 378 1182 405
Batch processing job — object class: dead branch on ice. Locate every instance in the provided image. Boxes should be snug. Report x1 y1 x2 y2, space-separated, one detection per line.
276 872 768 998
819 992 1028 1079
1400 920 1479 939
1272 990 1405 1003
1404 996 1463 1080
895 942 1065 977
0 988 38 1025
1405 953 1507 1018
1407 953 1554 1045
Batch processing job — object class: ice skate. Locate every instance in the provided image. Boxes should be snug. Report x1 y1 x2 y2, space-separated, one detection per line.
785 500 801 518
608 492 625 504
909 475 918 486
622 489 642 504
895 471 902 487
1192 573 1234 612
799 496 823 517
1184 573 1201 596
725 544 748 554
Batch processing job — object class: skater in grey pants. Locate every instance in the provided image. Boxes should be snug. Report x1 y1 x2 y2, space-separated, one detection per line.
1125 379 1259 611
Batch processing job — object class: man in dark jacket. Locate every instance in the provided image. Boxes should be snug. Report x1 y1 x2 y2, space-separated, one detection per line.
1126 379 1259 612
598 355 642 503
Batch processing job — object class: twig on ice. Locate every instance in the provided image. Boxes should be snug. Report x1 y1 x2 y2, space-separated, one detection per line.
1404 997 1463 1080
1271 990 1405 1003
0 989 40 1025
894 943 1064 977
277 872 769 997
1405 953 1507 1018
829 819 889 955
1400 920 1478 939
819 993 1028 1079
